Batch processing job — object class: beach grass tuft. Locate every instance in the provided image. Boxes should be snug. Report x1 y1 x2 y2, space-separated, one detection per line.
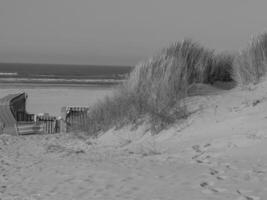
81 39 234 136
233 32 267 85
70 32 267 135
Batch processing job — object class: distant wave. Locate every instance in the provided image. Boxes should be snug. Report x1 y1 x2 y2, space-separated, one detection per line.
0 72 127 80
0 64 132 85
0 63 133 80
0 77 124 85
0 72 18 76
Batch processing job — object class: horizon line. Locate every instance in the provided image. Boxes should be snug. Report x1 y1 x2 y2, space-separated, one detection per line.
0 62 134 67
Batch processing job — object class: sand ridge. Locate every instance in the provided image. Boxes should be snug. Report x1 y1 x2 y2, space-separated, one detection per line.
1 81 267 199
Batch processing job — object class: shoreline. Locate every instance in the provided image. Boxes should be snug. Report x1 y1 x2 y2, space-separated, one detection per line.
0 83 113 116
0 81 118 88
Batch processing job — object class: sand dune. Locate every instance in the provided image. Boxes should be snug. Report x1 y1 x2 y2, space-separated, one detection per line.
2 81 267 199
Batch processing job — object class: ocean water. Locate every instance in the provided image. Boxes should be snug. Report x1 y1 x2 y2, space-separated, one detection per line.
0 63 131 116
0 63 133 84
0 63 133 116
0 84 114 116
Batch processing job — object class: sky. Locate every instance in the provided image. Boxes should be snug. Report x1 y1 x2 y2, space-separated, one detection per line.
1 0 267 66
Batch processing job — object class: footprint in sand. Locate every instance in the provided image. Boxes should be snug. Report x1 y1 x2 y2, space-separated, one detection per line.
192 145 202 153
209 168 227 180
121 176 134 182
200 181 227 194
0 185 7 193
209 168 219 175
192 143 212 164
236 189 260 200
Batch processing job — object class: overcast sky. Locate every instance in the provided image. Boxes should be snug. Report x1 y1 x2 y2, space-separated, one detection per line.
0 0 267 66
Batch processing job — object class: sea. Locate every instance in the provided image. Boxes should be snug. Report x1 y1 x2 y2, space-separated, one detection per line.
0 63 133 116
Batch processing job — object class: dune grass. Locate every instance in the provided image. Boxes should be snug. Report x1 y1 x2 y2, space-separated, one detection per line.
76 32 267 136
81 39 234 136
234 33 267 85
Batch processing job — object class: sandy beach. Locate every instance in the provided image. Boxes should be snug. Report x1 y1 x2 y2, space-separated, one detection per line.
0 83 112 116
2 0 267 199
1 80 267 200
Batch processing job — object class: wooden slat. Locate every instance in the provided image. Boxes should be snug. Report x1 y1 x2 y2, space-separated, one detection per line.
16 123 44 135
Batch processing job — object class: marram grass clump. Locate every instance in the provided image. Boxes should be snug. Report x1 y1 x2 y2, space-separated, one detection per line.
234 33 267 85
74 32 267 136
83 39 234 136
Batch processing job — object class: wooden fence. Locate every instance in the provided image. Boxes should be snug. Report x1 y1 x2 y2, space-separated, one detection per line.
16 122 44 135
1 107 89 135
14 116 61 135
